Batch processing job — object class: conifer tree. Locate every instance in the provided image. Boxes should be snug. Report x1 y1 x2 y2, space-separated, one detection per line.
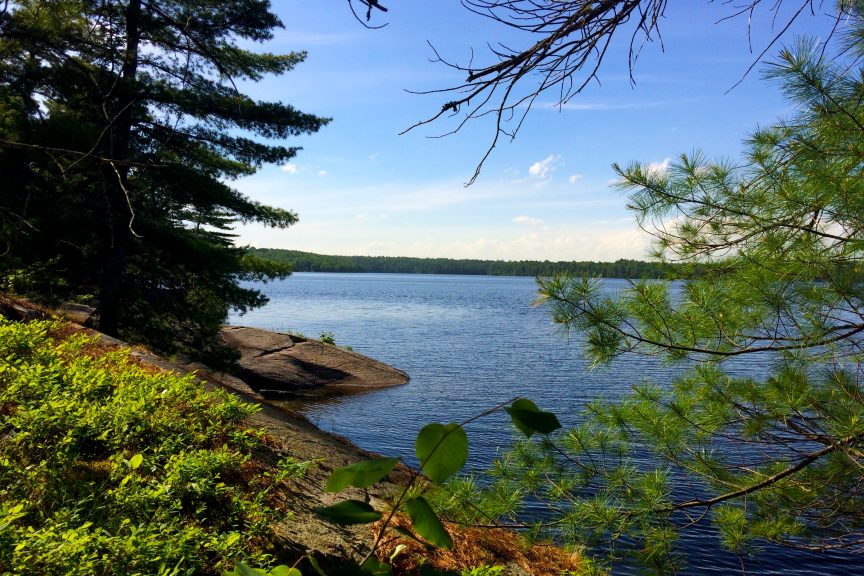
481 0 864 568
0 1 327 353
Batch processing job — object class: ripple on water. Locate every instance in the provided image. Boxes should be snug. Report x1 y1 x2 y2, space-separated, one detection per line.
231 273 860 575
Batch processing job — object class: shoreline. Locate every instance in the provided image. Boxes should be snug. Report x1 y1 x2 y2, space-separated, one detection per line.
92 325 584 574
0 297 583 574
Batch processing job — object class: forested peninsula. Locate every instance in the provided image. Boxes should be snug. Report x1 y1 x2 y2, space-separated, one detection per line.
251 248 678 278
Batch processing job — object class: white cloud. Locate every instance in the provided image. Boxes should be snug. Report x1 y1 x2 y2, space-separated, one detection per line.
237 218 653 263
318 170 328 177
513 215 543 225
646 158 671 177
568 174 584 184
235 176 530 216
528 155 560 179
378 225 648 261
280 164 298 174
234 173 649 262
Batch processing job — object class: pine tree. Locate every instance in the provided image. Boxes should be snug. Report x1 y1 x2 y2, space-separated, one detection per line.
0 1 328 353
487 1 864 568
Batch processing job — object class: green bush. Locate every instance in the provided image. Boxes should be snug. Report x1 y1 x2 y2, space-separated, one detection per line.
0 319 308 575
460 566 504 576
319 332 335 345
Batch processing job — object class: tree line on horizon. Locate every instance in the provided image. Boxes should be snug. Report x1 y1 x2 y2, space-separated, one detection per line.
251 248 679 278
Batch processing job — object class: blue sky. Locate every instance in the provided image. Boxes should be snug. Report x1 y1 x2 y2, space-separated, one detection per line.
235 1 838 262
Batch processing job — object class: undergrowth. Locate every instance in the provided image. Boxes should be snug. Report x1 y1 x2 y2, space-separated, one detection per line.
0 318 308 575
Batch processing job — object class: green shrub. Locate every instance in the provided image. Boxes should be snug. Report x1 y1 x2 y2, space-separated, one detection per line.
319 332 335 345
461 566 505 576
0 319 308 575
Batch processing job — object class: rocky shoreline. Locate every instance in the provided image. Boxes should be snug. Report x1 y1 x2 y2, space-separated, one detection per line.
76 328 411 566
141 328 577 574
218 325 409 399
0 297 581 574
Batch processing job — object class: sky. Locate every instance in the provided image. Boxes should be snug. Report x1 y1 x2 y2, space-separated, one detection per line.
234 1 841 262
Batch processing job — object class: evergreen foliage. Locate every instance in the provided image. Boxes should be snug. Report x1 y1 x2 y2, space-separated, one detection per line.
251 249 676 279
477 2 864 569
0 1 327 354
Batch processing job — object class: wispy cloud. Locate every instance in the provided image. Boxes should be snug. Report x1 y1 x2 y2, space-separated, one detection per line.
568 174 584 184
529 155 560 179
280 164 298 174
237 176 509 215
513 215 544 225
318 170 328 177
534 100 670 112
239 220 652 262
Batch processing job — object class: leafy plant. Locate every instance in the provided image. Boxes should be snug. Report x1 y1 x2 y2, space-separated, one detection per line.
0 319 312 575
225 562 301 576
460 566 504 576
319 332 336 345
315 397 562 572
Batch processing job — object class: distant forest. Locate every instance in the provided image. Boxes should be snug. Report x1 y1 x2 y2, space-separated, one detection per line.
251 249 680 278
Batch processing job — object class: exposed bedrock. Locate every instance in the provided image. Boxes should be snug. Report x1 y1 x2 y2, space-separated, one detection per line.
218 326 409 399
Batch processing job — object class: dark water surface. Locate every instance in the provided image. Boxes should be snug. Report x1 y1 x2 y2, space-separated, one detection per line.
230 273 860 575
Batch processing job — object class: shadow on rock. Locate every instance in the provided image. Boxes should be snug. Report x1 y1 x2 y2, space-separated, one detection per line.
219 326 409 399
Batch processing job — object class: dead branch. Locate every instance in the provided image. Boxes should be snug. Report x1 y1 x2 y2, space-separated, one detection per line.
400 0 850 185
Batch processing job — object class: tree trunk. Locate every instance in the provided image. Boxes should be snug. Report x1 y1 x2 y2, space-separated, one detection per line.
97 0 142 336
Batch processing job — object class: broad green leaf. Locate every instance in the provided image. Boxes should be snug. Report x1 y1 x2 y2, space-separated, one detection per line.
360 557 392 575
129 453 143 470
505 398 561 437
405 497 453 549
325 457 399 492
230 562 265 576
269 566 301 576
415 423 468 484
315 500 381 525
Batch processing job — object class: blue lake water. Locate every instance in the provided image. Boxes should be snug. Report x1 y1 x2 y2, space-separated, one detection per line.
230 273 859 575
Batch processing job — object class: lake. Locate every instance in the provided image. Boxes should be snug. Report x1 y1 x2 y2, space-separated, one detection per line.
230 272 857 575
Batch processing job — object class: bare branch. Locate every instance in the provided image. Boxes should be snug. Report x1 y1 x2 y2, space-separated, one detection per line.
406 1 845 184
0 139 162 168
108 161 143 239
348 0 389 29
661 430 864 513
